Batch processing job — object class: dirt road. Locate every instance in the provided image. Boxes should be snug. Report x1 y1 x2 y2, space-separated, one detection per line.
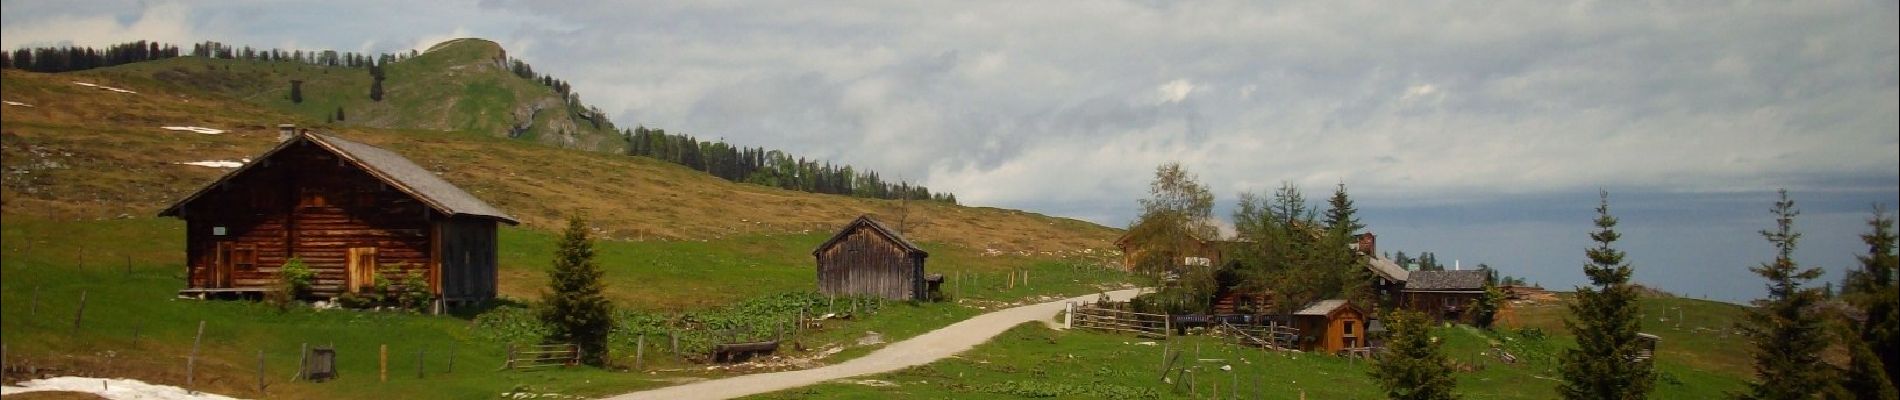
605 288 1144 400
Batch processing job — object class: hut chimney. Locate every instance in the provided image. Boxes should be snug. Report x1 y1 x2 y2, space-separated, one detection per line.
1455 259 1461 271
277 124 297 142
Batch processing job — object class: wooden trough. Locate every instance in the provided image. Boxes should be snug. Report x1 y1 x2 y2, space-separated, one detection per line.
712 340 780 363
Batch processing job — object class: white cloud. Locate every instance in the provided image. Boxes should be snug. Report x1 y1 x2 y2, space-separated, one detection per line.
1158 79 1196 103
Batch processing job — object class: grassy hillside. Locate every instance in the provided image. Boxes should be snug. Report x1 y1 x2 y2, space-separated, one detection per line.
62 38 622 152
1 60 1130 398
0 68 1119 255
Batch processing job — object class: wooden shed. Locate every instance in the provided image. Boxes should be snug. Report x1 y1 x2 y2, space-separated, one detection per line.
812 215 929 301
159 130 517 309
1401 270 1490 323
1292 299 1368 354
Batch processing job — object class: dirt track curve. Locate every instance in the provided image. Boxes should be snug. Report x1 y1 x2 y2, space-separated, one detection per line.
605 288 1144 400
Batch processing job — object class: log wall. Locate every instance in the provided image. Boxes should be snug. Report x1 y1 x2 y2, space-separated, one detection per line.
180 142 434 297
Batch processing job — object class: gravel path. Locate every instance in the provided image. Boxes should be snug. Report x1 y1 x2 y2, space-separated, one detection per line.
605 288 1144 400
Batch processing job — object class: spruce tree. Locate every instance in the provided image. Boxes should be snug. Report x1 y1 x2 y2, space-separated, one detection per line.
1841 206 1899 396
539 216 614 366
1325 183 1376 307
1370 310 1459 400
1558 191 1655 399
1738 189 1833 399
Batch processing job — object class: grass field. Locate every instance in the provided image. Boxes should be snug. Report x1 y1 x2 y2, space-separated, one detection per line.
0 216 1135 399
748 312 1750 400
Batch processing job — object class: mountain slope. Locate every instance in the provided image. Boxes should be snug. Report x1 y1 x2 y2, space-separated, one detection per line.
0 68 1117 254
82 38 623 152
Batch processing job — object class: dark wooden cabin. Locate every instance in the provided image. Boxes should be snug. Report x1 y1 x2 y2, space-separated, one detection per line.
812 215 929 301
159 130 517 309
1400 270 1489 322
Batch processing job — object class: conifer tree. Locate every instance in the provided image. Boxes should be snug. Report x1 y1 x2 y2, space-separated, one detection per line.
1841 206 1898 396
539 216 614 366
1558 191 1654 399
1738 189 1834 399
1324 183 1376 307
1370 310 1459 400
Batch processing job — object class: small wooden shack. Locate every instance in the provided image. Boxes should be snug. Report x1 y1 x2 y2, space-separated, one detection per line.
159 129 517 308
1292 299 1368 354
812 215 929 301
1401 270 1490 322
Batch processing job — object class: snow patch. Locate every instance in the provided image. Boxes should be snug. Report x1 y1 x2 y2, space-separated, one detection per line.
3 100 33 107
161 126 227 135
72 81 138 94
177 160 244 168
1 376 243 399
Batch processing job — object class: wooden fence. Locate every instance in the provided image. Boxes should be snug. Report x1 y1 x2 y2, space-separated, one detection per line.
1221 320 1300 351
503 344 579 370
1069 305 1170 339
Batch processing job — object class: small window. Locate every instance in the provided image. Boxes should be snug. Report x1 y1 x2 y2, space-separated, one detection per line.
1342 320 1356 336
232 245 258 271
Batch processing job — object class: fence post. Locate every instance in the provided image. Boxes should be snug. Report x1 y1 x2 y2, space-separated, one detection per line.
446 347 454 374
670 330 679 358
1065 302 1074 329
635 335 645 371
256 349 266 394
505 344 514 370
187 320 205 390
72 290 87 333
379 344 387 382
294 343 308 381
30 286 39 316
417 348 425 378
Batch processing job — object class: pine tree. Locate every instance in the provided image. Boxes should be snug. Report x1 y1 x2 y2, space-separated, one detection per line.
289 80 304 104
1370 310 1459 400
1841 206 1899 396
1558 191 1655 399
1738 189 1834 399
538 216 614 366
1325 183 1376 307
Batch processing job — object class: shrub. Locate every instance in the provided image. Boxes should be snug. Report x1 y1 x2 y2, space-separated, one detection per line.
268 257 316 311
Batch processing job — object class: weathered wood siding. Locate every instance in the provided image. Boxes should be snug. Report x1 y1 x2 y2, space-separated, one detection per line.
439 217 498 302
179 141 434 297
815 228 924 300
1401 292 1480 323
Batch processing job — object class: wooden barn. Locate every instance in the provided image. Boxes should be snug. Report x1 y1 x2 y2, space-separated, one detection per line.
1291 299 1368 354
812 215 929 301
159 129 516 309
1401 270 1490 322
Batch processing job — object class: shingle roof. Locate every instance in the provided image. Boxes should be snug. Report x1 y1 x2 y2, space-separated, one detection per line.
1403 270 1489 291
1366 256 1410 282
160 133 517 224
311 134 516 223
812 215 928 257
1294 299 1353 316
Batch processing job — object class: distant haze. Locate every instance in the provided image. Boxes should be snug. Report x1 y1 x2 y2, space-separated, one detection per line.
4 0 1895 303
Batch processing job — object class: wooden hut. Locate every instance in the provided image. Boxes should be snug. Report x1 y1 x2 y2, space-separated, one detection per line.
1401 270 1490 322
1291 299 1368 354
159 129 516 309
812 215 929 301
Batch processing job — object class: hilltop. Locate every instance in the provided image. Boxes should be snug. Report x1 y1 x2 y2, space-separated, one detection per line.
0 67 1117 254
66 38 624 152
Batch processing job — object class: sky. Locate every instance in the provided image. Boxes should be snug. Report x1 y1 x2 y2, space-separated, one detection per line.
4 0 1895 304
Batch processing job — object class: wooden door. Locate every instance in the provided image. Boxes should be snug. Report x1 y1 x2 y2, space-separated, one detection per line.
347 247 378 292
213 242 234 288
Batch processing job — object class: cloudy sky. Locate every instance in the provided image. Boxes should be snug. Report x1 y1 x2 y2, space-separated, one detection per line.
5 0 1895 303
